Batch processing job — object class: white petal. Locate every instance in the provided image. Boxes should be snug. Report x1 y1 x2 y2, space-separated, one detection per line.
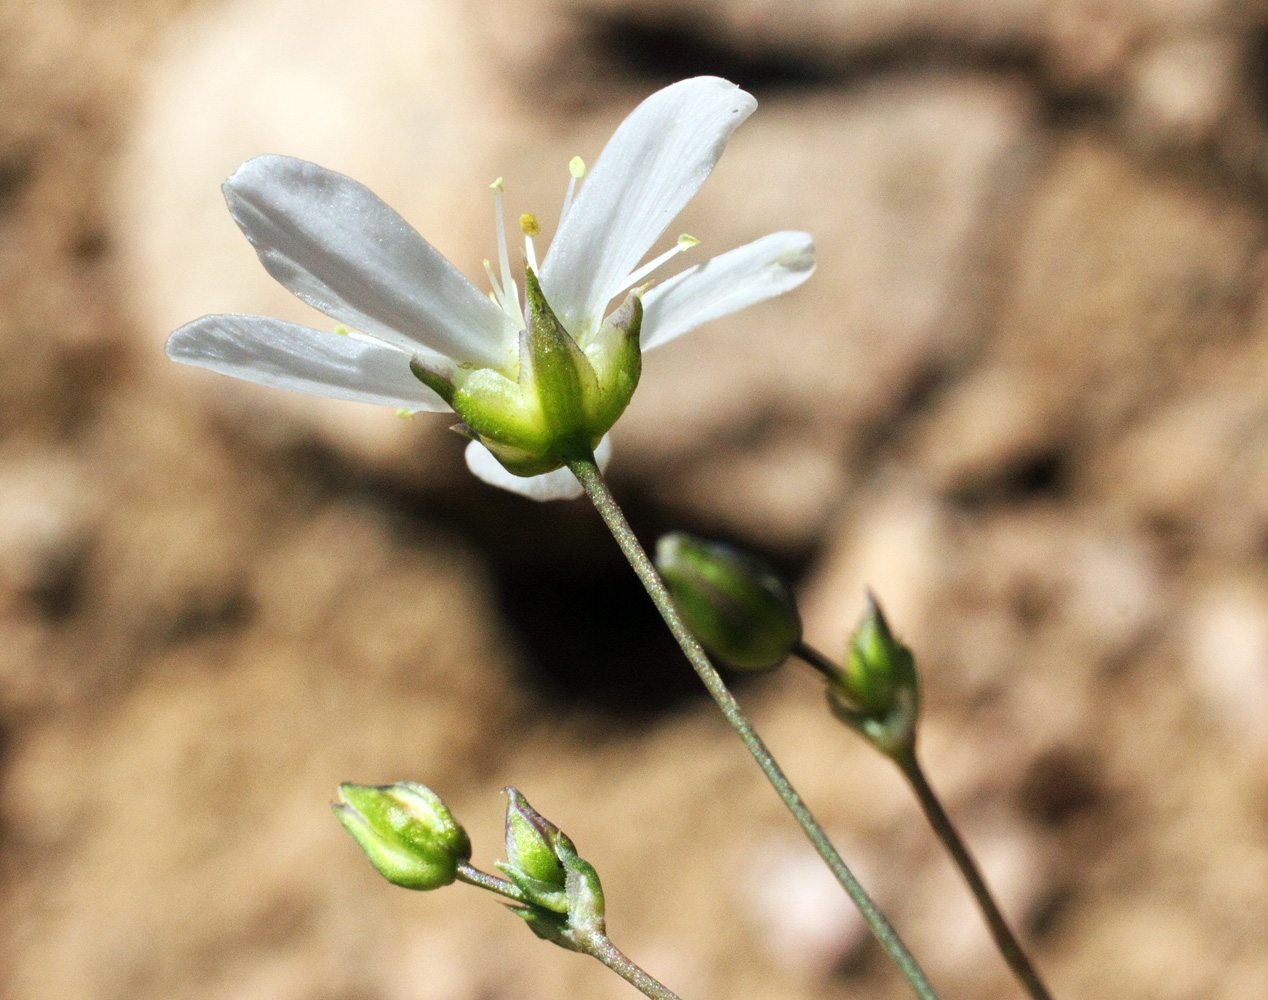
540 77 756 337
167 314 450 410
224 156 516 369
464 435 612 502
639 231 816 351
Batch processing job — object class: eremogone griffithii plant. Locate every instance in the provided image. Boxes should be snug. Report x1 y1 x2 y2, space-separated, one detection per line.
166 76 814 499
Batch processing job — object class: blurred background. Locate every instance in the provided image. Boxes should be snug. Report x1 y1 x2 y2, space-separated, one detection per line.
3 0 1268 997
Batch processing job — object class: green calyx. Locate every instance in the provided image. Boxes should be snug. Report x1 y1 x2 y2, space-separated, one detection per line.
411 267 642 477
655 532 802 671
499 787 569 913
497 787 606 952
333 782 471 891
827 594 920 756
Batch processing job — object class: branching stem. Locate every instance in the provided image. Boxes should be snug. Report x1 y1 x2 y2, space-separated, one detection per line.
790 641 1053 1000
582 933 684 1000
455 863 527 902
566 455 940 1000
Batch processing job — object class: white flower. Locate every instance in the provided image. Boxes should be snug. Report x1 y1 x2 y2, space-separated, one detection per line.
167 76 815 501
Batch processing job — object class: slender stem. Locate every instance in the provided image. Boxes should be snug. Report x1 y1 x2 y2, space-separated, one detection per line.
793 640 848 684
455 863 527 903
566 456 940 1000
583 933 684 1000
792 638 1054 1000
460 867 683 1000
894 748 1053 1000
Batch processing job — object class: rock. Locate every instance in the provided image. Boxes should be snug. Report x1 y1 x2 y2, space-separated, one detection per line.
902 811 1050 983
1185 576 1268 748
736 832 872 979
800 479 950 654
0 446 99 606
1125 34 1242 149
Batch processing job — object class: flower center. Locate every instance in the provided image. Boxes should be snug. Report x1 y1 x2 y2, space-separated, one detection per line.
481 159 700 342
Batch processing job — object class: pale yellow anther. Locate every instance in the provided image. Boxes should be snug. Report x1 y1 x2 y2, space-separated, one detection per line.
677 234 700 248
519 213 541 237
334 324 349 336
395 408 415 420
489 177 504 191
569 156 586 179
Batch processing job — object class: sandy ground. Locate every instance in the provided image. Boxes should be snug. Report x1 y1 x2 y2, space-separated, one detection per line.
4 1 1268 998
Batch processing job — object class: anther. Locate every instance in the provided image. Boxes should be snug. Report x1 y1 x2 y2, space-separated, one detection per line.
561 156 586 225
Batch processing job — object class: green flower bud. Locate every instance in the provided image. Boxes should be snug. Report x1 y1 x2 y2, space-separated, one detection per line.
498 787 569 913
410 267 642 478
826 594 920 757
333 782 471 891
496 788 606 951
655 531 802 670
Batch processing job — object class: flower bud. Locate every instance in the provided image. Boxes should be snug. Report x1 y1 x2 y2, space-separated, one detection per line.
497 788 606 951
333 782 471 891
826 594 919 756
499 787 568 913
655 531 801 670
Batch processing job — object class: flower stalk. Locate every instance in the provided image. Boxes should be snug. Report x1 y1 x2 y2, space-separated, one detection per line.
792 636 1054 1000
340 786 685 1000
565 454 940 1000
897 746 1053 1000
455 861 683 1000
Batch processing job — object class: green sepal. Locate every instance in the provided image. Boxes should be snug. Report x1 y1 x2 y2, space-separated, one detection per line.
409 356 457 407
523 267 598 458
508 904 580 951
504 788 567 883
495 861 570 914
409 272 644 483
583 290 643 436
827 684 918 758
557 835 605 935
827 594 920 756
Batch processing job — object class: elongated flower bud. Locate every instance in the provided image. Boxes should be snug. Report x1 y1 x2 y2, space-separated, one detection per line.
656 531 801 670
333 782 471 890
827 594 920 756
496 788 606 951
499 787 569 913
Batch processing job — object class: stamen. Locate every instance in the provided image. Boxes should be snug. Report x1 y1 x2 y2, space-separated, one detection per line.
483 259 514 314
560 156 586 224
490 178 514 309
333 324 349 336
617 233 700 293
520 213 541 273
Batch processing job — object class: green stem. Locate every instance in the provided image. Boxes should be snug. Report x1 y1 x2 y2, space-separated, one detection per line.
455 863 527 903
460 866 683 1000
794 640 849 684
582 933 684 1000
893 749 1053 1000
566 456 940 1000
